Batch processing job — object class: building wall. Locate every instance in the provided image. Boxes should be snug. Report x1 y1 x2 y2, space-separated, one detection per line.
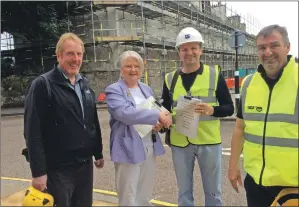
211 4 227 22
70 2 258 98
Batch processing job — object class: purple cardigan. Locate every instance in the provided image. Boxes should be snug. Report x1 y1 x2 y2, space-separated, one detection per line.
105 79 165 164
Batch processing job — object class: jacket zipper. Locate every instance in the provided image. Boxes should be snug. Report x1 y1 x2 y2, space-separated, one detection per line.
63 84 86 129
259 88 273 185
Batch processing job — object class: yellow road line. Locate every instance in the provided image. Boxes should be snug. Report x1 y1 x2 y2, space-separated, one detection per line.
1 176 177 206
93 189 117 196
151 199 178 206
1 176 31 182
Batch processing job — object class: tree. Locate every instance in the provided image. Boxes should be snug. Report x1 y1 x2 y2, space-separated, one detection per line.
1 1 87 46
1 1 95 76
295 56 298 63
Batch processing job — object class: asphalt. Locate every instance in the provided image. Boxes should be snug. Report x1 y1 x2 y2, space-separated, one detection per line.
1 109 247 206
1 105 237 121
0 104 108 117
1 90 239 121
1 178 117 206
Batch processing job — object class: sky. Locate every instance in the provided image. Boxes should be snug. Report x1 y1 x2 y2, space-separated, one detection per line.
226 1 298 58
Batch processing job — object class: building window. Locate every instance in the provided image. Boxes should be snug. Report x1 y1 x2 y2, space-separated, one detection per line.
1 32 14 50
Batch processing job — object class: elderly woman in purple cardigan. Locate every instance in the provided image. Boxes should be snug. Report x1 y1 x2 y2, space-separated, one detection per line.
105 50 172 206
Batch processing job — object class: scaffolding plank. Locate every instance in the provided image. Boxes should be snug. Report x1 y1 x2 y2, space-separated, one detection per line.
95 36 141 42
117 3 162 19
94 0 136 5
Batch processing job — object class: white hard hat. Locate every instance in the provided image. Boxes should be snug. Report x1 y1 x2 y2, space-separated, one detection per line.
175 27 204 50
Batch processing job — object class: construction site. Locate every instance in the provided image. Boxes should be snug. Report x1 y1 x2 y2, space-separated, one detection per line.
1 0 262 103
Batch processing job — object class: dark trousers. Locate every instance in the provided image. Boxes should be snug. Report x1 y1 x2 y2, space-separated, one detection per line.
244 174 286 207
47 159 93 207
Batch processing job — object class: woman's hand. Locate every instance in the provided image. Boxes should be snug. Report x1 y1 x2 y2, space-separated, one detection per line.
152 122 163 132
159 111 172 128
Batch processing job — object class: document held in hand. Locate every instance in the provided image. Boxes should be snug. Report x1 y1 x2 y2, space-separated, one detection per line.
175 95 202 138
134 96 168 138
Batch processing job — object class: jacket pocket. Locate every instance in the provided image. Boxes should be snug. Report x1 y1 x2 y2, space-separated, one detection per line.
119 136 138 162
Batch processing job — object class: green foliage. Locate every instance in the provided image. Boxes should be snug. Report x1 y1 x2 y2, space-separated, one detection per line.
1 1 83 45
1 1 94 107
1 75 35 107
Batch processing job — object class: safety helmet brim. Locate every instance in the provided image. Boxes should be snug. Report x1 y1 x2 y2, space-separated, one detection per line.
175 40 204 50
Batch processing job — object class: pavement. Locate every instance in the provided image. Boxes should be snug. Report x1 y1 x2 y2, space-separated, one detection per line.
1 176 177 206
1 109 119 206
1 90 239 121
0 100 237 206
1 109 247 206
1 105 237 121
0 104 108 117
1 178 117 206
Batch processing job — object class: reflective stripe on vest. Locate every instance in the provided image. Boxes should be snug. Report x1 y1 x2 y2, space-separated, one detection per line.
172 112 218 124
241 75 298 124
172 97 217 108
166 72 173 89
244 132 299 148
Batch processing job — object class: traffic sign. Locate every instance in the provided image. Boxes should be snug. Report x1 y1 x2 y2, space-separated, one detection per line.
228 30 246 48
228 29 247 112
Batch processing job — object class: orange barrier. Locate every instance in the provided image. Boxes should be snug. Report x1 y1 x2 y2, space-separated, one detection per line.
225 78 244 89
97 93 106 101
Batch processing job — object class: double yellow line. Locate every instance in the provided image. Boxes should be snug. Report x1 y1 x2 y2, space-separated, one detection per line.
1 176 177 206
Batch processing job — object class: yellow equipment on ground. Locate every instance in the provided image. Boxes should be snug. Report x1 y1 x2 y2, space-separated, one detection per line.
271 188 299 206
22 186 54 206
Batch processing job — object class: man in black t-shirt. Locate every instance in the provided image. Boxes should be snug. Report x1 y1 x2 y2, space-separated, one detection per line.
228 25 298 207
161 27 234 206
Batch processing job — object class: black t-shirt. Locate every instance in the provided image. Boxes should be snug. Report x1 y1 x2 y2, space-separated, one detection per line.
161 62 234 117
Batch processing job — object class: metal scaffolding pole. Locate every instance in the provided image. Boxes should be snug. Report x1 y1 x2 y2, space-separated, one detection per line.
162 0 166 76
66 1 70 32
90 1 97 62
140 0 148 85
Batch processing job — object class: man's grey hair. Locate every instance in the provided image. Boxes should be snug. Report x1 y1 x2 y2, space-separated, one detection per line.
256 24 290 45
117 50 144 74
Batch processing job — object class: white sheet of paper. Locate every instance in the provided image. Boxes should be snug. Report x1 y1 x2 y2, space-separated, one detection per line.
134 96 168 138
175 96 202 138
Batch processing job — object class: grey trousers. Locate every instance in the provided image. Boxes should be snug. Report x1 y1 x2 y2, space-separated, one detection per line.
115 146 156 206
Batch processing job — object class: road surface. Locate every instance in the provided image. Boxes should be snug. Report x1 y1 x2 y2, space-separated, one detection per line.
1 109 247 206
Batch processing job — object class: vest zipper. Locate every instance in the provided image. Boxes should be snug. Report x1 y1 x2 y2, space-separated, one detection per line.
259 88 273 185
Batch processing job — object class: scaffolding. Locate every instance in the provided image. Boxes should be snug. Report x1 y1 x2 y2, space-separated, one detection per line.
1 0 263 97
66 0 261 96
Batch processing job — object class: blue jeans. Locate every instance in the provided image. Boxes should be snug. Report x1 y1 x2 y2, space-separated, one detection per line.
171 144 222 206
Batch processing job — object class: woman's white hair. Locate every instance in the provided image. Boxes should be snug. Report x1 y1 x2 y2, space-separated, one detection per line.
117 50 144 74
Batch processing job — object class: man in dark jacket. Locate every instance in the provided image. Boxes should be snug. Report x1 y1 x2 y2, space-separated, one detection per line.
24 33 104 206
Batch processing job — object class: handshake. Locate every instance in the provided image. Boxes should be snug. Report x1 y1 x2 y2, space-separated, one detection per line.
152 110 172 132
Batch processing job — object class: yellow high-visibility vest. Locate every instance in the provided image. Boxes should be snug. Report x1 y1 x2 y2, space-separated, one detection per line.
241 56 298 187
165 64 220 147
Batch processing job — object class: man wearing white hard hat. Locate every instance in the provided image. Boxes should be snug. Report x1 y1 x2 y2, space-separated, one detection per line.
161 27 234 206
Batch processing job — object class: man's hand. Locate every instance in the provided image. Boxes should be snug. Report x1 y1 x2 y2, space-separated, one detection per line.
94 158 104 169
195 103 214 116
229 118 245 193
159 111 172 128
228 168 243 193
152 122 163 132
32 174 47 192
